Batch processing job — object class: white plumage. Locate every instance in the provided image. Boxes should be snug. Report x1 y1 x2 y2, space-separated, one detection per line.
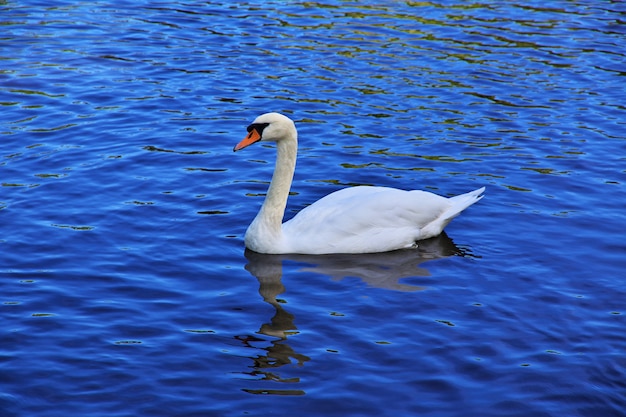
234 112 484 254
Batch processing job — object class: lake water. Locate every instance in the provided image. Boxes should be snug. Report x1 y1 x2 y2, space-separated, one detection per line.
1 1 625 416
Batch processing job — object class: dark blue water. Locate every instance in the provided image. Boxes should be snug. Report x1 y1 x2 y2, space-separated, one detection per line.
2 1 625 416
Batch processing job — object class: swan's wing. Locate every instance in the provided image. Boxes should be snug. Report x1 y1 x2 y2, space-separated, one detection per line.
282 186 455 253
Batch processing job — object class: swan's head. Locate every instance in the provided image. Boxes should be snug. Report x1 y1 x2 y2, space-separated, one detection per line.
233 112 296 152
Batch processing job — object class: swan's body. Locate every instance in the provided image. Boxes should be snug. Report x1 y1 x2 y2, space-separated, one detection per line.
234 113 484 255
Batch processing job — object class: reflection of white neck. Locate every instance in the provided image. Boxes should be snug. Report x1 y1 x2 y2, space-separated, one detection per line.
246 131 297 250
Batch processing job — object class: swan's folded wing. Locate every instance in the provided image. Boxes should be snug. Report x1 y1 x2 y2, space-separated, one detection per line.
281 186 451 254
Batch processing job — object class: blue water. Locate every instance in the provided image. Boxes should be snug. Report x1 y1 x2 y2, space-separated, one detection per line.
2 1 625 416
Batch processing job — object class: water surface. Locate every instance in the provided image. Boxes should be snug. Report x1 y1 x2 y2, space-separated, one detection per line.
1 1 625 416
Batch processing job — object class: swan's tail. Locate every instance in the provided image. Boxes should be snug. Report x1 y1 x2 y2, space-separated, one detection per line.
421 187 485 239
445 186 485 222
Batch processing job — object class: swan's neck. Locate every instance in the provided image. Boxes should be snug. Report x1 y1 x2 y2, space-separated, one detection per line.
262 138 296 225
247 135 297 250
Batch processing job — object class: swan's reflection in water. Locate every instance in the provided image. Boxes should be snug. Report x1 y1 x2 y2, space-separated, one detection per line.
245 232 464 297
239 234 464 394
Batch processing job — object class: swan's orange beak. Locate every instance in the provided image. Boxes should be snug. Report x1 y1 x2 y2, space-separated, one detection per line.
233 128 262 152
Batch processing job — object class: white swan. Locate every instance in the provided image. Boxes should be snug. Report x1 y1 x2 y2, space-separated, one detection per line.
234 112 484 255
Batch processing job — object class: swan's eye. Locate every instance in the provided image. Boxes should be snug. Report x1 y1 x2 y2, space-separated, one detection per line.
246 123 270 135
